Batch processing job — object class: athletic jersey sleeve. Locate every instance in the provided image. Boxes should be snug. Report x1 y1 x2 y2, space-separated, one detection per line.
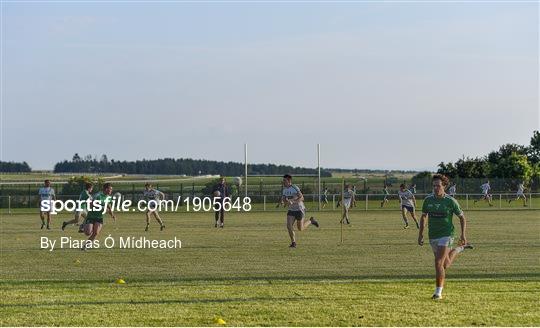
451 198 463 216
421 197 430 214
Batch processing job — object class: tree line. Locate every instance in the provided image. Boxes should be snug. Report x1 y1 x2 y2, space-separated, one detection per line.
436 131 540 182
53 154 332 177
0 161 31 173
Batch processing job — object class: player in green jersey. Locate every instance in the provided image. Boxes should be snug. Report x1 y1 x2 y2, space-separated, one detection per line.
418 174 474 300
380 184 390 208
62 182 93 232
82 183 116 251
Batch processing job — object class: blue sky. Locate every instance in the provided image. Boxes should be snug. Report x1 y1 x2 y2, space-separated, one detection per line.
2 2 538 170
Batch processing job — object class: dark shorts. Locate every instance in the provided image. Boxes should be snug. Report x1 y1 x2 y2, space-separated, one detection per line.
84 217 103 224
287 210 305 220
401 205 415 213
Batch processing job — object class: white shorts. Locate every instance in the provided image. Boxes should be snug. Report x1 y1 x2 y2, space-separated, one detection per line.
39 200 53 213
516 192 525 197
343 198 352 208
430 236 454 253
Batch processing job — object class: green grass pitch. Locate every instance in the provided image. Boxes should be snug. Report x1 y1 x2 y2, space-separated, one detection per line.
1 209 539 326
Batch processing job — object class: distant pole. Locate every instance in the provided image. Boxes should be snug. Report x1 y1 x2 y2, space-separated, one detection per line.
244 143 248 198
317 143 321 211
340 177 345 244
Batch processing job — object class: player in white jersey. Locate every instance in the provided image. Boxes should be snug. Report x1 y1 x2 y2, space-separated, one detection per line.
398 184 419 229
38 180 56 229
341 185 353 225
474 180 493 206
447 183 457 198
143 183 165 231
282 174 319 248
508 182 527 206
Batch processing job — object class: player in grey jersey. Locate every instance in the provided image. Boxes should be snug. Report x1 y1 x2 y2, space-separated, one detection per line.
281 174 319 248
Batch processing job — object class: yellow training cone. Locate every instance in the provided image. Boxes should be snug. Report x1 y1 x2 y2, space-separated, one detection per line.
74 259 81 264
214 317 226 325
115 278 126 284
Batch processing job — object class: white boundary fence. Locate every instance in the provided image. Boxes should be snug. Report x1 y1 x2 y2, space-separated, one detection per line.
1 193 539 214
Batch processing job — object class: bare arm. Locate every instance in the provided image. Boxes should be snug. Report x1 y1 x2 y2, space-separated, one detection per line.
457 213 467 245
418 213 427 245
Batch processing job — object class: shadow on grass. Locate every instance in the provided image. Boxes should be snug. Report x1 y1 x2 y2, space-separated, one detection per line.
1 272 539 287
1 296 314 308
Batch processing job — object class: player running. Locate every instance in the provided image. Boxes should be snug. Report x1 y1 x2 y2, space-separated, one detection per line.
474 180 493 206
398 184 419 229
508 182 527 207
282 174 319 248
212 177 229 228
418 174 474 300
82 183 116 251
62 182 93 232
38 180 56 230
380 184 390 208
321 187 329 209
143 183 166 231
447 182 457 198
341 184 353 225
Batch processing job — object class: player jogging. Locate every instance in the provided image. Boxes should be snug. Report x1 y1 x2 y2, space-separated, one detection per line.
398 184 419 229
341 184 353 225
380 185 390 208
143 183 165 231
62 182 93 232
321 187 329 209
212 177 229 228
82 183 116 251
282 174 319 248
418 174 474 300
447 183 457 198
474 180 493 206
38 180 56 230
508 182 527 207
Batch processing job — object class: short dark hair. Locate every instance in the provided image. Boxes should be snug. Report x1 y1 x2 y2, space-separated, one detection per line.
44 179 50 184
432 174 449 186
103 183 112 190
85 182 93 190
400 183 406 188
283 174 292 180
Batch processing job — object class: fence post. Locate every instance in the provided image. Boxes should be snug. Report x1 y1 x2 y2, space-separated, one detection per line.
263 195 266 211
332 195 335 210
365 194 368 211
466 194 469 210
28 185 31 208
8 196 11 215
499 194 502 209
529 193 532 208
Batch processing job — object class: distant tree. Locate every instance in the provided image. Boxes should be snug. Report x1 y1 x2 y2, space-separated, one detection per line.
490 152 533 182
437 162 457 178
0 161 31 172
72 153 81 162
528 130 540 164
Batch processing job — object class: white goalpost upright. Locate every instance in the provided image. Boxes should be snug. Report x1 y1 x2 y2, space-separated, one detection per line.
244 143 248 198
318 143 321 211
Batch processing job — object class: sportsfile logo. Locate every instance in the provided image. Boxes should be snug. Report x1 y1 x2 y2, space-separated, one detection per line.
40 196 252 214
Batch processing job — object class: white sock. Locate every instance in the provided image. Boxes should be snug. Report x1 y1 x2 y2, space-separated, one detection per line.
454 245 464 253
435 287 443 296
